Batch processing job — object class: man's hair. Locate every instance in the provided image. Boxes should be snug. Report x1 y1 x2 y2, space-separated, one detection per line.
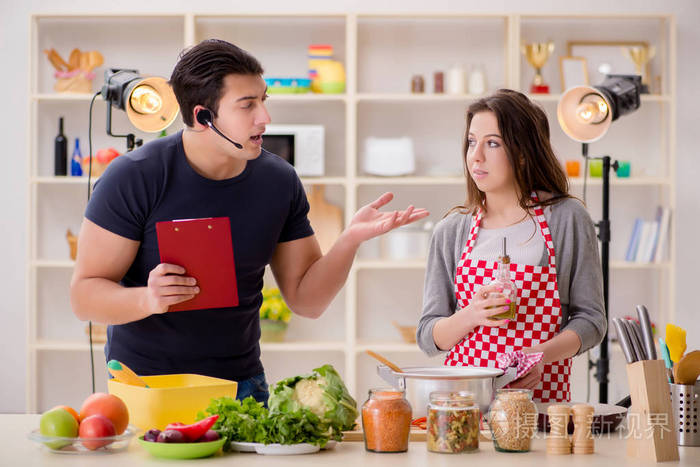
169 39 264 126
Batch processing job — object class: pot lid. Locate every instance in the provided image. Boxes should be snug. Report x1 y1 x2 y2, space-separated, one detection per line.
393 366 504 380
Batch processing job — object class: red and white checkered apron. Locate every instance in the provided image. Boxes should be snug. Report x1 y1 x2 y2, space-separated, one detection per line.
444 198 571 403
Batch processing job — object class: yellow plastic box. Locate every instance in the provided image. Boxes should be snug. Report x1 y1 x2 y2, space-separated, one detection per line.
108 374 237 431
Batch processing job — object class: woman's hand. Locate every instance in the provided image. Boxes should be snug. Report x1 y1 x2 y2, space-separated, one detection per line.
459 282 512 329
508 361 545 390
432 283 512 351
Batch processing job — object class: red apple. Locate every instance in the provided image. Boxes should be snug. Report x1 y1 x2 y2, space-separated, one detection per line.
95 148 120 164
79 414 116 450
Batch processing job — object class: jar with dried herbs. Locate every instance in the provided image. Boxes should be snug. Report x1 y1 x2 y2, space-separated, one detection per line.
427 391 480 453
362 388 412 453
488 388 537 452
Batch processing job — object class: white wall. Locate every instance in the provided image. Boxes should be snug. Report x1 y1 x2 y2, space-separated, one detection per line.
2 0 699 413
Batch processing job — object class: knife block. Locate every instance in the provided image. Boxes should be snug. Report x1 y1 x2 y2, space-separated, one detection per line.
625 360 679 462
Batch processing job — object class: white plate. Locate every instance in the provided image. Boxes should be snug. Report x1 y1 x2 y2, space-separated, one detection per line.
321 440 337 450
229 441 258 452
254 443 320 455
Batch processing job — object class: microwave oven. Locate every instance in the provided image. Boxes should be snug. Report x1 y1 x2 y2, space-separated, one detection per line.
263 124 325 176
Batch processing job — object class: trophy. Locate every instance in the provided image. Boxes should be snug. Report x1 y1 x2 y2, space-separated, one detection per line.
521 41 555 94
622 46 656 94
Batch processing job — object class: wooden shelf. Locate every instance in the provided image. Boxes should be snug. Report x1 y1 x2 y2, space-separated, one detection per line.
32 176 97 184
267 94 347 102
33 260 74 269
610 261 671 270
356 341 420 353
356 176 463 185
357 93 482 102
529 94 671 103
355 260 426 270
26 12 676 414
32 93 97 102
33 339 346 353
568 177 671 186
300 177 346 185
34 340 104 352
260 341 346 352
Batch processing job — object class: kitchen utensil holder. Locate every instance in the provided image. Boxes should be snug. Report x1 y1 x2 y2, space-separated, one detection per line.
670 382 700 446
625 360 679 462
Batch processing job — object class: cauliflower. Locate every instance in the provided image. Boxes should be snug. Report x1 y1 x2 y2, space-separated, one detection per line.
268 365 358 435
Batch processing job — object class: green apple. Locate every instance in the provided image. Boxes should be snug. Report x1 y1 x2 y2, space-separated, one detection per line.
39 408 79 449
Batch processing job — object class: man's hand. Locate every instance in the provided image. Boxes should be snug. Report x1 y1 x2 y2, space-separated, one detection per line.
345 192 430 245
141 264 199 315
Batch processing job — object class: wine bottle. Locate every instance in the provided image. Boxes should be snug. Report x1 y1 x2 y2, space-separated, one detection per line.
70 138 83 177
54 117 67 176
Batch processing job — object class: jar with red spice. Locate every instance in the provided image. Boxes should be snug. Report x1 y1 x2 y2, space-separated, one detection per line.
361 388 412 453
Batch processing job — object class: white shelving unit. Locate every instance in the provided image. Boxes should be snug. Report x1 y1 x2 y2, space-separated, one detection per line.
27 12 675 412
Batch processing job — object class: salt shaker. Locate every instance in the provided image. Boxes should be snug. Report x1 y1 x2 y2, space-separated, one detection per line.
546 404 571 455
571 404 594 454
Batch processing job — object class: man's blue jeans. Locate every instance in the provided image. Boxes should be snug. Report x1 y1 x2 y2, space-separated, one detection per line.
236 373 269 405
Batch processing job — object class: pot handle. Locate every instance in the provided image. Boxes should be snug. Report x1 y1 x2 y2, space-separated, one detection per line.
494 366 518 390
376 364 405 390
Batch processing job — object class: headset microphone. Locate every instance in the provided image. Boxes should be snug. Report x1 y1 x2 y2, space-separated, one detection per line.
196 109 243 149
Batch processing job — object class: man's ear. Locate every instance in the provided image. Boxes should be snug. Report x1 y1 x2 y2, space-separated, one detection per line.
192 105 208 129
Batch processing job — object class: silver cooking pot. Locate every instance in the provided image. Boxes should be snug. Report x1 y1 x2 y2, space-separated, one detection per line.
377 365 518 418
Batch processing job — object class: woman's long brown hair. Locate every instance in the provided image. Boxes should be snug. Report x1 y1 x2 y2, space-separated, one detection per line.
449 89 572 216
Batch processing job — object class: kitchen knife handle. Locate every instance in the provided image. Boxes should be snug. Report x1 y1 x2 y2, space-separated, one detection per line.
613 318 635 364
630 320 648 361
636 305 657 360
624 319 646 361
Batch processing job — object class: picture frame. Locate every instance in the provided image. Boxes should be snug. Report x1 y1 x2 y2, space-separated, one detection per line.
567 40 651 87
559 56 589 91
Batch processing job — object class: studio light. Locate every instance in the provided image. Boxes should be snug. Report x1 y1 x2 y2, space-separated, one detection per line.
101 68 179 151
557 74 641 143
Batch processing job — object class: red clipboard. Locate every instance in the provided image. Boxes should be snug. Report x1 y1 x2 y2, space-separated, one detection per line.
156 217 239 312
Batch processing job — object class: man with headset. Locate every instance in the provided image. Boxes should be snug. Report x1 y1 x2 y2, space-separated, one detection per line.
70 39 428 402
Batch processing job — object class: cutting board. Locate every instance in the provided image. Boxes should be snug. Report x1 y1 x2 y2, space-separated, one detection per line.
307 185 343 254
342 428 493 443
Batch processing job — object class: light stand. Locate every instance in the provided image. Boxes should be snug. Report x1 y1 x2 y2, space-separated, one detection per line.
583 144 619 404
558 74 642 404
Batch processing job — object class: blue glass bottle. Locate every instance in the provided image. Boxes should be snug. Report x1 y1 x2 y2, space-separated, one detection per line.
71 138 83 176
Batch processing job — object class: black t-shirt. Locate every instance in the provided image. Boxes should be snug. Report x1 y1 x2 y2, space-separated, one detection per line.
84 131 313 381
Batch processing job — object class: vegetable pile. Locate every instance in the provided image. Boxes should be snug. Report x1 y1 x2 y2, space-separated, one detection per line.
199 364 357 450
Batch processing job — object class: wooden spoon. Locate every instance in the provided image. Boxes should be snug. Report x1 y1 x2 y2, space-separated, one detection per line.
674 350 700 385
365 350 403 373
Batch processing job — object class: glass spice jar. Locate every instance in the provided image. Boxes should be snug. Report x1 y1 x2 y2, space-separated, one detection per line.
427 391 480 453
362 388 412 453
487 388 538 452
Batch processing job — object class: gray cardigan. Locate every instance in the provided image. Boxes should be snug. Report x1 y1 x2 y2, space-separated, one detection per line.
417 197 607 357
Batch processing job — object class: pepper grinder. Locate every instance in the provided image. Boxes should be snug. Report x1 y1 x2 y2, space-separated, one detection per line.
546 404 571 455
571 404 594 454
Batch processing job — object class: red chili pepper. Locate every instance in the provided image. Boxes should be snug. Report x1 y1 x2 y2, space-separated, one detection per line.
411 416 427 430
165 415 219 442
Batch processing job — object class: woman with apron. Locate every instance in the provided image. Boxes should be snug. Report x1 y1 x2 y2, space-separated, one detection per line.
417 89 606 403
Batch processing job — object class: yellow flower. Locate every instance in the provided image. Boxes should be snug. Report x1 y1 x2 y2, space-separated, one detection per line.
260 287 291 323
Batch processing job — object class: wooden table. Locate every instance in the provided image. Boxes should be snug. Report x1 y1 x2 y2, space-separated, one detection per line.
4 414 697 466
